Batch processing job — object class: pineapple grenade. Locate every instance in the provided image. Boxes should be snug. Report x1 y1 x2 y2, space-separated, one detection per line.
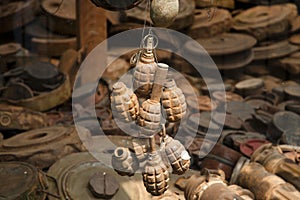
162 79 187 122
110 82 139 122
138 63 169 136
133 36 157 98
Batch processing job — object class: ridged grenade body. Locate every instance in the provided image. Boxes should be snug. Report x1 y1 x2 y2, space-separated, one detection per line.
112 147 139 176
162 79 187 122
164 136 190 175
133 51 157 98
110 82 139 122
138 99 161 136
143 152 169 196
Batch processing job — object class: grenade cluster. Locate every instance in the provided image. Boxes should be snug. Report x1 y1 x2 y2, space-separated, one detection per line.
110 35 191 196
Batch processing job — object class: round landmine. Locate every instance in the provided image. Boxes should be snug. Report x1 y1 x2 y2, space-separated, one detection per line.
25 18 76 57
227 101 255 121
233 4 297 42
235 78 264 97
1 82 34 101
194 33 256 70
41 0 76 35
187 8 232 39
284 85 300 101
0 43 21 56
0 0 36 33
212 91 244 103
213 113 243 130
253 40 299 60
0 162 47 200
90 0 143 10
267 111 300 143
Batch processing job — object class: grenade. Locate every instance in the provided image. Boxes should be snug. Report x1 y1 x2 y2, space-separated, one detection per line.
143 152 170 196
110 82 139 122
150 0 179 27
133 37 157 98
138 63 169 136
164 135 190 175
138 99 161 136
111 147 139 176
162 79 187 122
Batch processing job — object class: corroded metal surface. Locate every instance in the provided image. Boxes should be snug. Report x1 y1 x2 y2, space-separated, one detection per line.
187 8 232 39
0 0 36 33
41 0 76 35
251 143 300 190
91 0 142 10
236 162 300 200
0 104 47 131
193 33 256 70
179 169 254 200
233 4 297 42
0 162 47 200
253 40 299 60
0 125 89 169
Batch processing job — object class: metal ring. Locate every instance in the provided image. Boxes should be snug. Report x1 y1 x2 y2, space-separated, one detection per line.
141 34 159 49
0 113 11 127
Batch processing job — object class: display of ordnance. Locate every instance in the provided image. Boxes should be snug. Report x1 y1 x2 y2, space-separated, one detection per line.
175 169 254 200
110 35 190 196
232 157 300 200
251 143 300 191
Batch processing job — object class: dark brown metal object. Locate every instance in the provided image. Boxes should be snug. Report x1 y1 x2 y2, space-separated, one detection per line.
253 40 299 60
88 172 120 198
251 143 300 190
233 4 297 42
267 111 300 143
90 0 142 10
236 162 300 200
195 33 256 70
0 162 47 200
187 8 232 39
234 78 264 97
0 0 36 33
41 0 76 35
0 125 89 169
3 74 71 111
188 138 242 180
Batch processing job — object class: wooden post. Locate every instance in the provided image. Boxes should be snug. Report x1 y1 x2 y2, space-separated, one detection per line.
76 0 107 84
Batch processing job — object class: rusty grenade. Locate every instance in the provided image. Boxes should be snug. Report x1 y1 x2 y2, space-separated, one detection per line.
111 147 139 176
133 36 157 98
163 135 190 175
162 79 187 122
110 82 139 122
143 152 170 196
138 99 161 136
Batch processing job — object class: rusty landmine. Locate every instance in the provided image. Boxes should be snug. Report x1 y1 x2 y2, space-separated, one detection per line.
253 40 299 60
187 8 232 39
0 162 47 200
0 125 90 169
233 4 297 42
0 0 36 34
195 33 256 70
41 0 76 35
